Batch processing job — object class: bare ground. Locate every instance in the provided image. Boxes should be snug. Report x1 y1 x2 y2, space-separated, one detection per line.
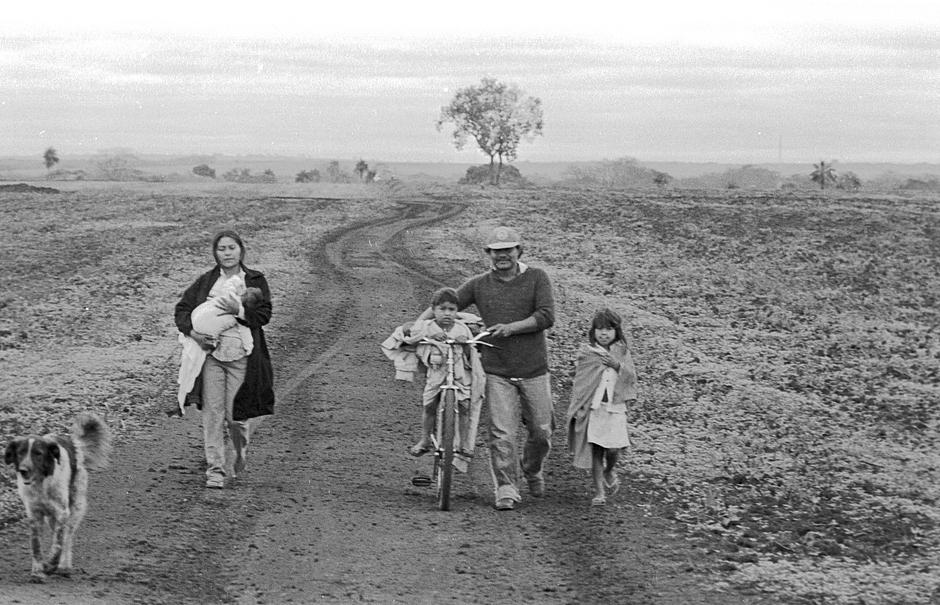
0 195 777 604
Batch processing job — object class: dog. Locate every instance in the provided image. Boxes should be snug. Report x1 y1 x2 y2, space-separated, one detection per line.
4 412 111 582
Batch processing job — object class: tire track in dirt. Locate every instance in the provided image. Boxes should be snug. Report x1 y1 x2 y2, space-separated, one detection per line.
225 198 770 605
273 199 465 403
221 198 596 604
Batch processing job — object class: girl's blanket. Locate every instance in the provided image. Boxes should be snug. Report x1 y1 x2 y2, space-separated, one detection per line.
564 341 637 430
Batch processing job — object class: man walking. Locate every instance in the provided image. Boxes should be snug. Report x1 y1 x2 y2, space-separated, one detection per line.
420 226 555 510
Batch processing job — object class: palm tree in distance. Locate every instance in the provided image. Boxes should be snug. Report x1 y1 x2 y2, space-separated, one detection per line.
810 160 837 190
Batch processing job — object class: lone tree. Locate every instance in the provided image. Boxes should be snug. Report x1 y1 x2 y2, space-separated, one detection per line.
43 147 59 170
326 160 350 183
355 159 369 182
436 77 543 185
810 160 838 190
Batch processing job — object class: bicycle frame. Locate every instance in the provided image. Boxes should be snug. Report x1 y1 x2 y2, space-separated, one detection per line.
417 331 492 511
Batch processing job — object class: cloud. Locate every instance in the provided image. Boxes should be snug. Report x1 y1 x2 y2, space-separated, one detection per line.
5 0 939 42
0 11 936 162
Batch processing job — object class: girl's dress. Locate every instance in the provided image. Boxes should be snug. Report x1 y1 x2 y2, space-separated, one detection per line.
565 341 637 469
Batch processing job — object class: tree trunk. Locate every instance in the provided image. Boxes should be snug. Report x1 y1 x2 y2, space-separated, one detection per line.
495 154 503 186
488 156 496 185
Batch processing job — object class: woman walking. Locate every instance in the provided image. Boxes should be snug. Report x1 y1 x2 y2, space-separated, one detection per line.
174 230 274 488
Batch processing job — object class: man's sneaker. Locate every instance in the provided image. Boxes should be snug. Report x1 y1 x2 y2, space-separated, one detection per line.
205 476 224 489
527 476 545 498
495 498 515 511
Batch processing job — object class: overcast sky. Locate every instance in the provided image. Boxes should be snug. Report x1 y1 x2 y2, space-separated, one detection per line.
2 1 938 164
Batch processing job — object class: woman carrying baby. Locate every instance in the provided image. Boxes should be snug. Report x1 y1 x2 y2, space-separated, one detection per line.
174 230 275 489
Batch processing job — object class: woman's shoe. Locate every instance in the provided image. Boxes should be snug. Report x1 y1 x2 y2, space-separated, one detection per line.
591 495 606 506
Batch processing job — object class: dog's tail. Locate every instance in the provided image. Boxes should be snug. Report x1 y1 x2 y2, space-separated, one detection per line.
71 412 112 471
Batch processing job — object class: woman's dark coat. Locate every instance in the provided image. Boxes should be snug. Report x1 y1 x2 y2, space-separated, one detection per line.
174 265 274 421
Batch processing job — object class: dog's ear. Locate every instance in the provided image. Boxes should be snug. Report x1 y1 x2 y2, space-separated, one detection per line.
3 440 19 465
41 442 61 477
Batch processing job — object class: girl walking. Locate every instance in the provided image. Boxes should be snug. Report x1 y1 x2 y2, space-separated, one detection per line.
565 308 637 506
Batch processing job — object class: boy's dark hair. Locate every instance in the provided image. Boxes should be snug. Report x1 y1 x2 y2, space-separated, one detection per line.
588 307 625 345
241 287 264 309
430 287 459 307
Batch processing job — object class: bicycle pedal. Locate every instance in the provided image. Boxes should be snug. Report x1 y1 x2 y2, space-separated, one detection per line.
411 474 432 487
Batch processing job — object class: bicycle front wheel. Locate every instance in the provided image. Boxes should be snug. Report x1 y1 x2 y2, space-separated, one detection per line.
437 390 457 511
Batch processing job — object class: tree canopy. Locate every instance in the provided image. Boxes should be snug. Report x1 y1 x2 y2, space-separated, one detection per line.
810 160 838 190
43 147 59 170
436 77 543 185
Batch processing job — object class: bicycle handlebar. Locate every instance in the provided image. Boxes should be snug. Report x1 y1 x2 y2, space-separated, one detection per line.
417 330 495 347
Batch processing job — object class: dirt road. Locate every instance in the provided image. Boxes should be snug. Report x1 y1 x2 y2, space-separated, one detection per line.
0 200 768 604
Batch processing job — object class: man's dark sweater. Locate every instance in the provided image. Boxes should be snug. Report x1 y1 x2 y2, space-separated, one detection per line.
456 266 555 379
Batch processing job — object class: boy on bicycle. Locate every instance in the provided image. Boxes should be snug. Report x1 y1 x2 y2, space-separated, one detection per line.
403 287 479 458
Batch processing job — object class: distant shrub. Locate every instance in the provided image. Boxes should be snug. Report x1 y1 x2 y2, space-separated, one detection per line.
192 164 216 179
221 168 275 183
296 169 321 183
562 157 665 188
460 164 528 186
680 165 782 190
96 154 139 181
46 169 87 181
652 171 673 187
900 177 940 191
837 171 862 191
223 168 250 183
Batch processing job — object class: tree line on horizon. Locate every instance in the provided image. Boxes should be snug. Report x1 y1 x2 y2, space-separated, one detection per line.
34 72 937 193
35 144 939 192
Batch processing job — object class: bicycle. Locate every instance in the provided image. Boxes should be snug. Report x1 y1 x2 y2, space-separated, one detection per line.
410 330 493 510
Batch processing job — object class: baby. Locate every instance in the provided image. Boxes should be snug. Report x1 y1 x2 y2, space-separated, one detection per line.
169 276 264 417
191 278 263 337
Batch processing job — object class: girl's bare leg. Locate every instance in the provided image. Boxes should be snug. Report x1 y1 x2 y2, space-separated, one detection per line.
591 444 606 499
604 449 620 483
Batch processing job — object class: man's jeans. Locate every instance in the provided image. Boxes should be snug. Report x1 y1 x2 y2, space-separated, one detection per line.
486 373 554 502
202 355 251 480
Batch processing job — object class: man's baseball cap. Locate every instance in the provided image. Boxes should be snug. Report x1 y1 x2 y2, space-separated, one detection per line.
484 226 521 250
